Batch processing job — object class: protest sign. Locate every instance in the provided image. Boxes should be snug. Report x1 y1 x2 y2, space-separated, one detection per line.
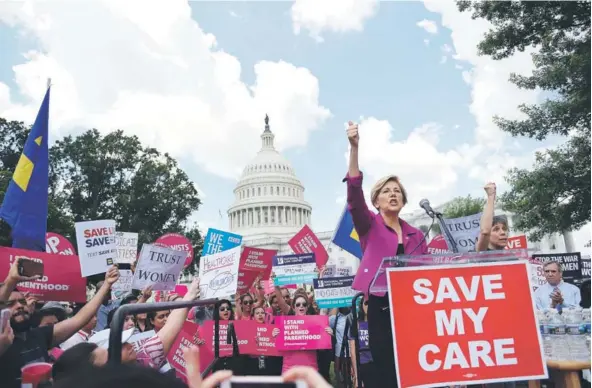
272 253 317 286
313 276 358 308
528 259 547 292
129 330 156 353
202 228 242 256
240 246 275 278
532 252 582 281
288 225 329 267
167 321 207 383
237 269 260 294
506 235 528 250
198 246 241 299
75 220 117 277
581 255 591 278
114 232 138 264
441 213 481 253
0 247 86 302
111 269 133 296
199 320 234 357
427 234 449 254
323 265 336 277
154 233 193 269
336 266 352 277
275 315 331 351
174 284 188 297
132 244 186 291
231 320 280 356
45 232 75 255
386 261 547 388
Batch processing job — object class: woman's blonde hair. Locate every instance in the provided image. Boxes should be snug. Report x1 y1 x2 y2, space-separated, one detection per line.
370 175 408 209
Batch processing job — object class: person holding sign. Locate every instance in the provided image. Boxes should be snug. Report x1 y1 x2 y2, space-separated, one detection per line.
344 121 428 387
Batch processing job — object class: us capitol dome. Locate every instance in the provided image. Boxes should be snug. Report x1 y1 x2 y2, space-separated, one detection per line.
227 115 349 260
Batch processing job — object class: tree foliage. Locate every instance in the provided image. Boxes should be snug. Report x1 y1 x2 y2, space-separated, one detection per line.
443 195 485 219
458 1 591 240
0 119 204 271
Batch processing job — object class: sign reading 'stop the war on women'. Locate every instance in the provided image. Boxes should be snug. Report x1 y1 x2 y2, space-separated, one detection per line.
75 219 117 277
386 261 547 388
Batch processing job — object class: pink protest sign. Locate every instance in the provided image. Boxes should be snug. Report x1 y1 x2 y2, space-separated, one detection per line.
199 320 233 357
154 233 193 269
426 234 449 254
45 232 76 255
235 321 280 356
237 269 259 295
275 315 331 351
240 247 276 278
174 285 188 297
288 225 329 267
167 321 208 383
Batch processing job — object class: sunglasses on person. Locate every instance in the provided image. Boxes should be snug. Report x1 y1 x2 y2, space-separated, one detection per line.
219 306 231 312
242 300 253 306
6 298 27 307
295 302 308 308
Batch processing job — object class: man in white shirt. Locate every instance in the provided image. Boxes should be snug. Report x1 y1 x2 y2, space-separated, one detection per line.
534 260 581 310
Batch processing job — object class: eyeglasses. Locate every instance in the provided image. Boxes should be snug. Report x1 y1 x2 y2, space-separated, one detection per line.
219 306 231 312
295 302 308 308
242 300 253 306
6 299 27 307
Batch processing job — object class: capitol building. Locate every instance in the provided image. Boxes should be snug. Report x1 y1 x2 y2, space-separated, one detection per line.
225 116 577 266
226 116 358 268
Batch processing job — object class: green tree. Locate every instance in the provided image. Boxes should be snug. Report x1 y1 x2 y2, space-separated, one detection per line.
458 1 591 241
443 195 485 219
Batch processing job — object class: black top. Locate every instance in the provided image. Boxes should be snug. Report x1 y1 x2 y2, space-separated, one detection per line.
397 243 405 255
0 325 54 388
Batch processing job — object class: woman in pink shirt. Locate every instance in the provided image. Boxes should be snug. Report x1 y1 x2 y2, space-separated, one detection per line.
344 121 428 387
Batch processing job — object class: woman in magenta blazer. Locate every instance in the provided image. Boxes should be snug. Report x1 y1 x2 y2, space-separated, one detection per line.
344 121 428 388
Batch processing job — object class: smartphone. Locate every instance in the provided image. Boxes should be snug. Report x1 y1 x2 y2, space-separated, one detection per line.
0 309 10 333
220 376 307 388
18 258 44 278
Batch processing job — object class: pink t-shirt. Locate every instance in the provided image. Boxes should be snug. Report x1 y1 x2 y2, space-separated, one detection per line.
281 350 318 373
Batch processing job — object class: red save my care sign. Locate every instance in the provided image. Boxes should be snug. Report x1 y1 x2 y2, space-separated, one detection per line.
387 261 546 388
0 246 87 302
506 235 528 250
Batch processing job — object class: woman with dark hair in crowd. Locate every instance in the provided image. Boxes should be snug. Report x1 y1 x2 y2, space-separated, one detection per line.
344 121 428 387
476 182 510 252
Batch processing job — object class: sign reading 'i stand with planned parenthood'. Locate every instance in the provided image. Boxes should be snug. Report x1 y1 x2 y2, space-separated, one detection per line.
313 276 358 308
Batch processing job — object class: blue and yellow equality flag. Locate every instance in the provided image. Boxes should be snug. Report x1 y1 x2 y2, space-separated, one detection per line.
331 205 362 259
0 86 50 251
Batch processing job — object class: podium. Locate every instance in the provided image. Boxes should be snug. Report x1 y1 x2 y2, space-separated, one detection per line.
350 249 533 388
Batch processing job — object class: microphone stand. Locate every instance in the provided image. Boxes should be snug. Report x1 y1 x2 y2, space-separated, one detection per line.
431 210 459 254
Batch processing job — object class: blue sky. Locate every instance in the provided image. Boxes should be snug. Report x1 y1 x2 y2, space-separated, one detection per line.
0 1 588 250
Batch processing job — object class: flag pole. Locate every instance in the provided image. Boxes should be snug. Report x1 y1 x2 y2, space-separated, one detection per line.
47 78 52 89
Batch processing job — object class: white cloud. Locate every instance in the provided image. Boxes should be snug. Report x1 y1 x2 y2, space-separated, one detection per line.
291 0 379 42
0 0 331 180
416 19 438 34
346 118 466 210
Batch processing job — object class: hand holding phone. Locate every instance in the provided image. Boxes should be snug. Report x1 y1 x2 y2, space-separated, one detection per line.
220 376 307 388
0 309 10 333
17 258 44 278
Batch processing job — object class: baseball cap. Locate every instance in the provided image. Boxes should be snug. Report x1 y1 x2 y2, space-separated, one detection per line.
88 328 136 349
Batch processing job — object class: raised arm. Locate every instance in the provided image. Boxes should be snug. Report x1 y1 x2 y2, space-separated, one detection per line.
53 266 119 346
476 182 496 252
344 121 373 237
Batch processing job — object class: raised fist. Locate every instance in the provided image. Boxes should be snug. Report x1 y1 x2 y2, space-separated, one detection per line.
484 182 496 198
346 121 359 148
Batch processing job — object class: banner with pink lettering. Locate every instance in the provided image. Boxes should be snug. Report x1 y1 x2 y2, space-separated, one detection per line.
0 247 87 302
237 269 260 294
288 225 329 267
275 315 331 351
45 232 76 255
154 233 194 269
239 247 276 278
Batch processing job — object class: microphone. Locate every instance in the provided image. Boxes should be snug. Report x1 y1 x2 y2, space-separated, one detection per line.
419 199 436 218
